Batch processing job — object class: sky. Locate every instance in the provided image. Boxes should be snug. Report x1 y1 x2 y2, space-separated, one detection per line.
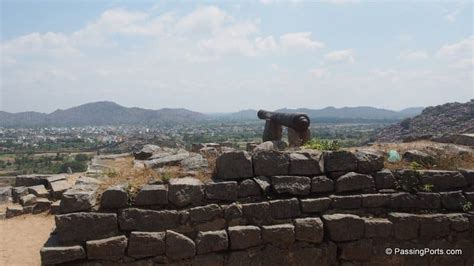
0 0 473 113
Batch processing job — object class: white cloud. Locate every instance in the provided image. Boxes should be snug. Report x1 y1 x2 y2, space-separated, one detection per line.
437 36 474 57
256 36 278 53
325 0 360 4
309 68 329 79
399 50 429 60
324 49 355 63
175 6 229 34
279 32 324 51
449 58 474 69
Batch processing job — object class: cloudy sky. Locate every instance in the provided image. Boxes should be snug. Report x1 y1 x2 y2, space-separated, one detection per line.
1 0 472 113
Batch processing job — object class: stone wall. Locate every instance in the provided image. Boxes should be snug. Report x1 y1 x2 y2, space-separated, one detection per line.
40 150 474 265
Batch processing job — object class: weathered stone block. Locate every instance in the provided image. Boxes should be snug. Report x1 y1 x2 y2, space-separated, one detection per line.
262 224 295 247
205 181 238 201
193 254 225 266
322 214 364 242
418 214 450 239
12 186 28 203
60 184 98 213
195 230 228 254
253 176 271 194
33 198 52 214
362 194 389 208
459 168 474 186
45 174 66 187
394 169 420 191
294 217 323 243
228 225 262 250
253 150 289 176
403 150 436 165
86 235 127 261
271 176 310 195
20 194 37 206
390 192 418 209
388 212 419 240
300 197 331 213
195 218 226 232
289 151 323 176
189 204 222 223
291 242 337 266
323 151 357 173
355 150 384 174
364 218 392 238
418 170 467 191
55 212 118 243
446 213 470 232
40 246 86 265
6 205 23 218
134 184 168 206
165 230 196 260
375 169 396 189
50 200 60 214
168 177 204 207
28 185 49 198
119 208 180 231
311 175 334 193
330 195 362 209
270 198 301 219
238 179 261 197
242 202 272 225
417 192 441 209
440 191 466 210
15 174 49 187
216 151 253 180
335 172 374 192
224 203 242 220
100 186 128 209
49 180 71 199
128 231 165 259
339 239 373 261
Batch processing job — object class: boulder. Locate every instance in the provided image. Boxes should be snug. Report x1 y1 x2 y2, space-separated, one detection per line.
28 185 49 198
374 169 396 189
238 179 261 197
134 184 168 206
33 198 52 214
165 230 196 260
134 144 161 160
228 225 262 250
294 217 324 243
403 150 436 165
270 198 301 219
355 150 384 174
323 151 357 173
335 172 374 192
144 149 190 168
253 150 289 176
49 180 72 199
262 224 295 247
205 181 238 201
60 184 98 213
55 212 119 243
311 176 334 193
195 230 228 254
189 204 222 223
128 231 165 258
19 194 37 206
271 176 311 195
289 151 323 176
168 177 204 207
215 151 253 180
418 170 467 191
86 235 127 261
119 208 180 231
40 246 86 265
100 186 129 209
300 198 331 213
322 214 364 242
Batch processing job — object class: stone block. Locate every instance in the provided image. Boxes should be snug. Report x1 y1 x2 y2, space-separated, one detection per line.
101 186 129 209
189 204 222 223
394 169 420 191
40 246 86 265
362 194 389 208
128 231 165 258
355 150 384 174
375 169 396 189
253 176 271 194
216 151 253 180
195 218 226 232
12 186 28 203
86 235 127 261
50 201 61 214
311 175 334 193
418 170 467 191
195 230 228 254
238 179 261 197
228 225 262 250
440 191 466 210
33 198 52 214
242 202 272 225
49 180 71 199
294 217 323 243
459 168 474 186
165 230 196 260
6 205 23 218
15 174 49 187
119 208 180 231
289 151 323 176
55 212 119 243
20 194 37 206
60 184 98 213
403 150 436 165
446 213 470 232
28 185 49 198
330 195 362 209
253 150 289 176
339 239 373 261
300 197 331 213
335 172 374 192
168 177 204 207
270 198 301 219
418 214 450 239
364 218 392 238
323 151 357 173
322 214 364 242
223 203 242 220
390 192 418 209
193 254 225 266
205 181 238 201
271 176 311 195
417 192 441 209
388 212 419 240
134 184 168 206
262 224 295 247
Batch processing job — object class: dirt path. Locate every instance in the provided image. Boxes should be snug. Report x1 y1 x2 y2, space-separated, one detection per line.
0 214 54 266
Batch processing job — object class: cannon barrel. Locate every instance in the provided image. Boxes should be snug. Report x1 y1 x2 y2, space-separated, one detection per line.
257 110 310 131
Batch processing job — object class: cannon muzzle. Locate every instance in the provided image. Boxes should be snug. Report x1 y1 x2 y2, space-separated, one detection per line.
257 110 310 132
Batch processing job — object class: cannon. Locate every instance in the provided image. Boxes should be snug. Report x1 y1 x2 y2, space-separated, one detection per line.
257 110 311 147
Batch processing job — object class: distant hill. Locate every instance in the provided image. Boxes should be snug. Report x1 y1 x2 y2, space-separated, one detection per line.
374 100 474 142
0 101 206 127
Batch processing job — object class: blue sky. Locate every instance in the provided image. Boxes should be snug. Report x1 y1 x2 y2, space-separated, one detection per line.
1 0 473 113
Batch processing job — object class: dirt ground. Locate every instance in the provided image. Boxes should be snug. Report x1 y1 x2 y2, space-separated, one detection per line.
0 213 54 266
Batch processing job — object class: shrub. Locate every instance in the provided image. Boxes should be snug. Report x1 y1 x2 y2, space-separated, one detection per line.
303 138 341 151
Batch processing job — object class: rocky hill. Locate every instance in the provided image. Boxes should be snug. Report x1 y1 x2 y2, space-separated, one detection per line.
374 100 474 142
